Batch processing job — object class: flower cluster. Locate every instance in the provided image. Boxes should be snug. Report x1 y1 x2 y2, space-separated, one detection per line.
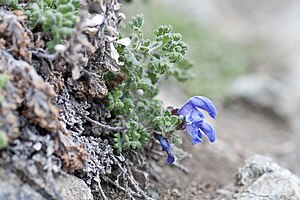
156 96 217 164
178 96 217 144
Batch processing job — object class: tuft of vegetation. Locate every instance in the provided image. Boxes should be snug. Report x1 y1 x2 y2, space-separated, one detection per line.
0 131 7 150
25 0 80 51
0 0 20 9
109 14 189 153
0 73 9 151
0 73 8 104
0 1 208 199
122 2 248 99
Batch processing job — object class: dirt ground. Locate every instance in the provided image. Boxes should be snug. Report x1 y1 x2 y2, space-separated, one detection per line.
146 1 300 198
151 85 300 199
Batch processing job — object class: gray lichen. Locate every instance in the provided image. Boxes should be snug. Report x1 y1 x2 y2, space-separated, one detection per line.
0 1 152 199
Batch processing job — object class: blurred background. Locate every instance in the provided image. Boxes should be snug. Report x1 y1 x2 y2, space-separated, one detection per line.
121 0 300 193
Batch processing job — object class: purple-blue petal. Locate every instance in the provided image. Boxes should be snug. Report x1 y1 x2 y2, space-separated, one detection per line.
178 96 217 145
185 123 203 144
198 121 216 142
167 154 175 164
156 135 175 164
157 135 169 150
186 109 204 124
177 101 193 116
189 96 217 119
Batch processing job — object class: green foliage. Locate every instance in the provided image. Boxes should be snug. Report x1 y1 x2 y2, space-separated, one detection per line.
171 133 182 145
107 89 134 115
114 119 149 153
0 73 8 88
109 14 190 152
118 14 190 88
128 14 144 30
171 58 193 82
25 0 80 51
0 131 8 150
122 2 248 99
0 74 8 104
153 110 181 134
0 0 20 9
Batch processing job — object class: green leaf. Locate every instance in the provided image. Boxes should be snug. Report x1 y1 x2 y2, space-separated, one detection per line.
113 133 123 154
128 14 144 29
58 0 69 5
170 58 193 82
108 14 192 154
0 95 4 104
0 131 8 150
172 133 182 145
58 3 75 13
0 74 8 88
154 25 173 37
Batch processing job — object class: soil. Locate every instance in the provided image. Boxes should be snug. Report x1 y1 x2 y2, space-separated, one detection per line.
146 1 300 198
151 86 299 199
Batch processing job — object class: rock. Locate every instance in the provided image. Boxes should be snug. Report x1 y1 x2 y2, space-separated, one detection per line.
229 73 298 119
0 167 44 200
229 71 300 134
57 173 93 200
0 166 93 200
216 155 300 200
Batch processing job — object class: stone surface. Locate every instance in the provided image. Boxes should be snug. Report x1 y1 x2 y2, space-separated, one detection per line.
217 155 300 200
57 173 93 200
229 73 298 118
0 167 45 200
228 71 300 134
0 166 93 200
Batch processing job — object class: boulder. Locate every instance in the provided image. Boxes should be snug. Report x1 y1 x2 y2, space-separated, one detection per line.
0 167 44 200
0 167 93 200
216 155 300 200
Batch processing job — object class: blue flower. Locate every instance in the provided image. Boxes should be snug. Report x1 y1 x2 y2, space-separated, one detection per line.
155 134 175 164
178 96 217 144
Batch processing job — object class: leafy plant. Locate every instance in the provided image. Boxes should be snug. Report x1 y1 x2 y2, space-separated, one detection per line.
110 14 191 153
0 73 8 104
122 2 248 99
0 74 8 149
0 0 20 9
0 131 8 150
25 0 80 51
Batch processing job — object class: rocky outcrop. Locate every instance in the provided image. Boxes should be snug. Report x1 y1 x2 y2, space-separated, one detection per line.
229 73 300 119
0 167 93 200
216 155 300 200
57 173 93 200
229 71 300 134
0 167 44 200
